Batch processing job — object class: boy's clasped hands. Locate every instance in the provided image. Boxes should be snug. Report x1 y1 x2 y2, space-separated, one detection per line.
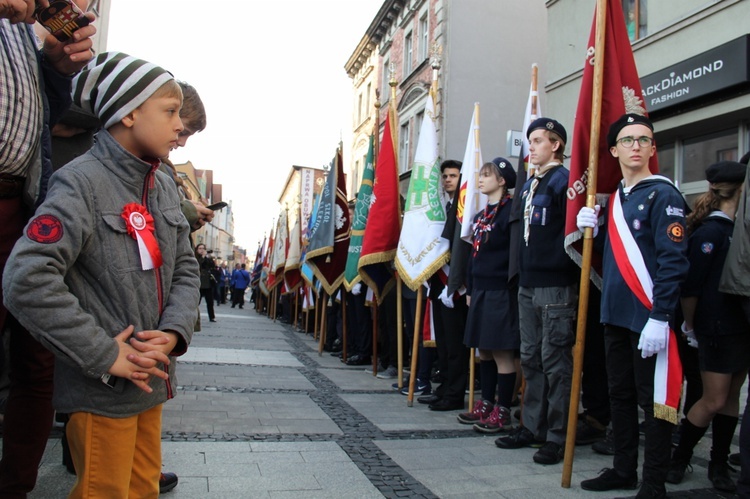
109 326 179 393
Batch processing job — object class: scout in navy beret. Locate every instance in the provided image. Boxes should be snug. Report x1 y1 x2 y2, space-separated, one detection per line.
705 161 747 184
606 113 654 148
491 157 517 189
526 117 567 144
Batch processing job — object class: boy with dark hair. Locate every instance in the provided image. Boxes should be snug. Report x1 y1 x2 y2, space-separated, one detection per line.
2 52 200 498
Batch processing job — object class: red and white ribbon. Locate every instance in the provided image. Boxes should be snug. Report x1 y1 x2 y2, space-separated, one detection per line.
122 203 163 270
609 190 682 424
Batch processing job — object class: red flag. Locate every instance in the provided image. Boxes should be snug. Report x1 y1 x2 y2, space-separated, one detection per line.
261 221 276 294
306 149 350 295
564 0 657 286
358 111 401 304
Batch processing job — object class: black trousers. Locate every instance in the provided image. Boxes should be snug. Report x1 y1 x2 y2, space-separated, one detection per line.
581 287 611 425
605 325 674 485
231 287 246 307
432 295 469 404
346 291 371 357
199 287 215 320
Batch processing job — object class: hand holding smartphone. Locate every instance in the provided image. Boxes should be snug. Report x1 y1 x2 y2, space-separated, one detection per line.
34 0 90 42
206 202 228 211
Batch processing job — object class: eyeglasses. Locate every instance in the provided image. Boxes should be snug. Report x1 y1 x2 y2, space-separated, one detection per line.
616 136 654 148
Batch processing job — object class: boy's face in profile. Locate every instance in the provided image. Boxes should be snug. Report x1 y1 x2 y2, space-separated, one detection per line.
128 95 184 159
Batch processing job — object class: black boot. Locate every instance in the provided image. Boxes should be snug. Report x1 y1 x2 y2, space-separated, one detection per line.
666 418 707 484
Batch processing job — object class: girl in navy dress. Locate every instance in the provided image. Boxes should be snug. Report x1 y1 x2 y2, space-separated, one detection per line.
457 157 518 433
667 160 749 493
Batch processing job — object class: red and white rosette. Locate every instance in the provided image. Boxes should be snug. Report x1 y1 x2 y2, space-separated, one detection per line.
121 203 163 270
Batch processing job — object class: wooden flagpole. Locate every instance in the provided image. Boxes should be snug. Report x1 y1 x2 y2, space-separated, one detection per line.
371 300 379 376
341 289 348 359
406 287 423 407
467 102 481 410
318 291 328 355
562 0 608 488
396 275 404 388
313 288 320 339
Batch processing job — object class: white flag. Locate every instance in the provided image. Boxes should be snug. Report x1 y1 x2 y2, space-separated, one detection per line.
458 103 486 243
395 92 450 290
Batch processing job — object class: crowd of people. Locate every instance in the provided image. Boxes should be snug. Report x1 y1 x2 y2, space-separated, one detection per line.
1 2 749 499
262 116 750 499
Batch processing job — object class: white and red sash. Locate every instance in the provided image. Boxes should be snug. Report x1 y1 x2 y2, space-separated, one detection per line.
608 189 682 424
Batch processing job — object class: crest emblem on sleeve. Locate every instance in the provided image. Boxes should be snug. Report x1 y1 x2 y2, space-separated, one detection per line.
701 242 714 254
667 222 684 242
27 214 64 243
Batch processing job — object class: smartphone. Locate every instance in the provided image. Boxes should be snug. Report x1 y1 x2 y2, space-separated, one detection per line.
34 0 90 42
206 202 228 211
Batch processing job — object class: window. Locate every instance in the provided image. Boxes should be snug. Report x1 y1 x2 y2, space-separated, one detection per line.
681 129 737 184
419 14 429 61
657 127 740 208
622 0 648 41
382 58 390 103
353 159 360 194
400 121 411 172
404 32 413 75
414 111 424 154
365 83 371 118
357 93 363 125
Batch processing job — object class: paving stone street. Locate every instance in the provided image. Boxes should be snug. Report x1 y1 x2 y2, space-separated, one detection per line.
25 304 742 498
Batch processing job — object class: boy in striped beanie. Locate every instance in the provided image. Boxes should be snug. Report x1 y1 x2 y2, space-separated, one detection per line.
2 52 200 498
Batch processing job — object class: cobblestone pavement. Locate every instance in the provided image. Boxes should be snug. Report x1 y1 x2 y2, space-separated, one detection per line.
21 304 744 497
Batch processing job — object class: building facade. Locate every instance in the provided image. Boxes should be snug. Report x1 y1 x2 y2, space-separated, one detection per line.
545 0 750 204
347 0 548 195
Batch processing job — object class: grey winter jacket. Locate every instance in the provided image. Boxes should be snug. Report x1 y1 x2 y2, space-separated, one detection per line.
2 130 200 417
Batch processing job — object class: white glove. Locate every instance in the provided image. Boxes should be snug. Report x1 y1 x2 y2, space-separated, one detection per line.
438 287 454 309
351 283 362 296
576 205 601 237
637 318 669 358
681 321 698 349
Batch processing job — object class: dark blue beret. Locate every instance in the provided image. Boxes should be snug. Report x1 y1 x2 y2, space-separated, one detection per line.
607 113 654 148
526 117 567 144
491 157 516 189
705 161 746 184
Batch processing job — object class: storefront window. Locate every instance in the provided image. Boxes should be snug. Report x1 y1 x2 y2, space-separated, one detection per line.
622 0 648 41
681 128 738 184
656 142 675 182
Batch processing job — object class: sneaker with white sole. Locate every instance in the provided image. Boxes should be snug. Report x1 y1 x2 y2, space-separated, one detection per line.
400 379 431 396
376 366 398 379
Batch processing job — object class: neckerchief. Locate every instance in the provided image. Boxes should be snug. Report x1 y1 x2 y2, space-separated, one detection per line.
472 195 510 256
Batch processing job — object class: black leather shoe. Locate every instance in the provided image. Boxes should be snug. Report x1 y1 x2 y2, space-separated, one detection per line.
345 355 370 366
159 472 178 493
495 426 543 449
429 399 464 411
581 468 638 492
418 394 440 405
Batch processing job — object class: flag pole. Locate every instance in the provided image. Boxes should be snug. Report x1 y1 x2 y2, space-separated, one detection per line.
529 64 539 178
318 291 328 355
562 0 607 488
406 287 423 407
467 102 481 409
389 64 404 386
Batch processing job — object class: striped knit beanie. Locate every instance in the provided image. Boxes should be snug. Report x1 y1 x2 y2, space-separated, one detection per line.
72 52 174 129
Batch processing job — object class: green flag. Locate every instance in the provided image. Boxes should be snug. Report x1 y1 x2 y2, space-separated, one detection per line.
343 134 374 290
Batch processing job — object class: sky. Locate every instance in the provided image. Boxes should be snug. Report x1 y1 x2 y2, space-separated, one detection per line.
105 0 384 251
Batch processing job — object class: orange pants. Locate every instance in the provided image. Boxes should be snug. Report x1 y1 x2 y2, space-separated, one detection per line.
66 404 162 499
